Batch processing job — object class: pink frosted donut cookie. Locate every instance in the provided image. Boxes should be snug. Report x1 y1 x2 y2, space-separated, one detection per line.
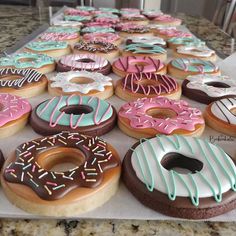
84 22 113 28
155 29 192 40
112 56 166 77
153 14 182 26
83 33 122 46
0 93 31 138
57 54 111 75
118 97 205 139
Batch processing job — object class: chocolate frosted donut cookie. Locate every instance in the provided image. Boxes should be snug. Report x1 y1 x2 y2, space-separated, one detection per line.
182 74 236 104
123 135 236 219
30 95 117 136
1 132 121 216
73 41 119 60
57 54 111 75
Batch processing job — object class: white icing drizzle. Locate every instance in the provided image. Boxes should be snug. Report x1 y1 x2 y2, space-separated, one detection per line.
131 135 236 199
127 36 166 46
186 75 236 97
211 98 236 125
177 45 215 57
50 71 112 94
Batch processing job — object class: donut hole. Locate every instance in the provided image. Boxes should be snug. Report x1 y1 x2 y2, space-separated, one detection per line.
161 152 203 174
146 108 177 119
189 63 204 67
60 105 93 115
131 61 148 67
17 57 37 63
231 108 236 115
76 58 95 63
205 82 230 88
190 49 203 53
70 76 94 84
37 147 85 172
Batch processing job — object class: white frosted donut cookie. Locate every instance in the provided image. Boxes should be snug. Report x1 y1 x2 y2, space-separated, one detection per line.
205 97 236 137
48 71 113 99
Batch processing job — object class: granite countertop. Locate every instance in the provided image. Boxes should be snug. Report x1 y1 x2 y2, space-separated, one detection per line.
0 5 236 236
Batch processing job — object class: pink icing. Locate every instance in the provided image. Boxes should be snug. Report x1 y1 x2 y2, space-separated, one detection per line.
95 17 120 24
154 14 182 23
64 9 91 16
85 22 113 28
121 14 146 19
113 56 164 73
0 93 31 127
39 32 79 41
158 29 192 38
83 33 120 43
116 22 141 30
119 97 204 134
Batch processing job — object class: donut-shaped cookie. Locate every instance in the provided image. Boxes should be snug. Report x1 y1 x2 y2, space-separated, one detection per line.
115 73 181 101
76 6 96 11
73 41 119 61
173 44 216 62
0 149 4 171
57 54 111 75
81 27 115 35
64 8 92 16
152 14 182 26
126 36 166 47
142 10 163 20
1 131 121 216
48 71 113 99
118 97 205 139
24 41 71 58
99 7 120 14
64 15 92 23
30 95 116 136
205 97 236 137
122 43 167 61
83 33 122 46
0 93 31 138
0 68 47 98
119 26 153 37
155 29 192 40
121 14 149 25
0 53 55 74
95 15 120 24
112 56 166 77
168 58 220 79
182 75 236 104
122 135 236 219
167 37 203 49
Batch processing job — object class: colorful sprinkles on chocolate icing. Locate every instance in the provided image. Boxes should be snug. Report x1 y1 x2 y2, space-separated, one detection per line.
4 132 119 200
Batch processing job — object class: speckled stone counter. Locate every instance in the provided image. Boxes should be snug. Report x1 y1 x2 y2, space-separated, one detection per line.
0 5 236 236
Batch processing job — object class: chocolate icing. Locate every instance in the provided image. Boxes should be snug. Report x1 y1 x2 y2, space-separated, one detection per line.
122 140 236 219
74 41 118 53
4 132 120 200
56 59 112 75
0 150 5 171
182 79 236 104
30 101 117 136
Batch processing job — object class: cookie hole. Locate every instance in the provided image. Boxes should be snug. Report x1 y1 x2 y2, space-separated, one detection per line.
37 147 85 172
60 105 93 115
17 57 37 63
190 49 203 53
131 61 148 66
161 152 203 174
205 82 230 88
146 108 177 119
70 76 94 84
76 58 95 63
189 63 204 67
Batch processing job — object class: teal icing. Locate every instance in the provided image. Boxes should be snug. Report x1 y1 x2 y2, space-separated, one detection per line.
131 135 236 206
36 95 113 127
76 6 95 11
64 15 91 22
26 41 68 51
46 27 80 34
0 53 54 68
168 37 203 45
99 7 120 13
125 43 166 54
81 27 115 33
171 58 217 73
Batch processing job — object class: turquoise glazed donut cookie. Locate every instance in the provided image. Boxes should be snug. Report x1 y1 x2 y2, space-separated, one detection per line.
30 95 117 136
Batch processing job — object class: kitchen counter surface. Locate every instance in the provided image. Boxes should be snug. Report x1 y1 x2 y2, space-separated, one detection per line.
0 4 235 236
